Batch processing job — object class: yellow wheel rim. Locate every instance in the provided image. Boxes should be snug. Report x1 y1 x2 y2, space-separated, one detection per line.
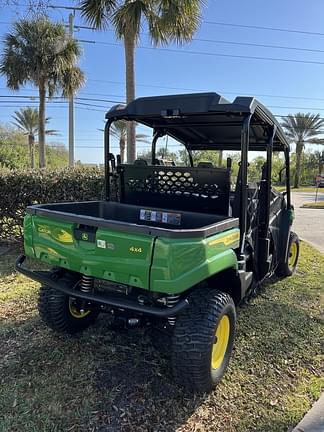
288 242 298 269
211 315 230 370
68 299 91 319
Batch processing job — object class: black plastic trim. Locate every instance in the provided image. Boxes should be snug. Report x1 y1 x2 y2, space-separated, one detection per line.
15 255 189 317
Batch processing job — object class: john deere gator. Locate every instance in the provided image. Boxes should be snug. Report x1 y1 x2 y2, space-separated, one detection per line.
16 92 299 392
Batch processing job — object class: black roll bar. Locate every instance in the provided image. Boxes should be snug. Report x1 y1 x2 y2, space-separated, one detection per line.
285 146 292 209
260 124 276 238
239 114 252 254
151 130 162 165
104 119 113 200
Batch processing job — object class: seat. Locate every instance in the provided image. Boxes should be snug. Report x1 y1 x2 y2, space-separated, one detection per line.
197 161 213 168
133 159 148 166
153 159 165 166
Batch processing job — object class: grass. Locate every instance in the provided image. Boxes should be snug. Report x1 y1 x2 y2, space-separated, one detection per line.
274 186 320 193
301 201 324 209
0 243 323 432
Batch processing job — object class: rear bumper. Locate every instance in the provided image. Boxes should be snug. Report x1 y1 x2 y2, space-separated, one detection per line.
15 255 189 318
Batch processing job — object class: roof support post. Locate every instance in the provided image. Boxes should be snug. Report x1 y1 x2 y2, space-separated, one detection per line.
259 124 276 239
151 130 162 164
240 114 252 254
187 147 194 167
285 146 292 209
104 119 113 200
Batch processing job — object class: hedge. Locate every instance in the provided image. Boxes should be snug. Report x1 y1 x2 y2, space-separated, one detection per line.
0 167 104 241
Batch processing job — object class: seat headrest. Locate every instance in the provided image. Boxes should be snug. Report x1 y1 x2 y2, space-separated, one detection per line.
134 159 148 166
197 161 213 168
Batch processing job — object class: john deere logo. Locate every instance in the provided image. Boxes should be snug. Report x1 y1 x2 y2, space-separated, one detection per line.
81 232 89 241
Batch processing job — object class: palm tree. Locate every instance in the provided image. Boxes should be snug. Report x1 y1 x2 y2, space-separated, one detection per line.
12 107 58 168
281 113 324 188
105 120 149 162
0 18 85 168
79 0 205 163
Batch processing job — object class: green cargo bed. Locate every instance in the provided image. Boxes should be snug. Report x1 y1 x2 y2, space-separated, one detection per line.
24 201 239 293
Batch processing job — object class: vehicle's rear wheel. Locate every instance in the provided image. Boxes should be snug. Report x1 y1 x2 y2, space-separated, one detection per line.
171 287 236 393
38 272 99 334
276 231 300 277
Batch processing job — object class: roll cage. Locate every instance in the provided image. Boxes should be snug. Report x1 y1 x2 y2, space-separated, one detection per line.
104 92 291 257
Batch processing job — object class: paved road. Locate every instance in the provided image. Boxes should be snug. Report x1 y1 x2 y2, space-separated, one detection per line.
291 191 324 253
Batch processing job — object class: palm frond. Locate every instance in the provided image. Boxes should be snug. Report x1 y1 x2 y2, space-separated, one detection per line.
151 0 206 46
11 107 58 136
281 112 324 144
79 0 118 30
11 107 38 134
60 66 85 98
44 129 59 136
1 18 84 98
112 1 145 40
110 120 149 143
135 133 150 143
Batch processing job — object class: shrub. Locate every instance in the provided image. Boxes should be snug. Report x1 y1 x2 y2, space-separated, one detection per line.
0 167 104 241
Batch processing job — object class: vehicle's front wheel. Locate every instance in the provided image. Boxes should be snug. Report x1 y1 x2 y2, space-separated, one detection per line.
38 272 99 334
171 287 236 393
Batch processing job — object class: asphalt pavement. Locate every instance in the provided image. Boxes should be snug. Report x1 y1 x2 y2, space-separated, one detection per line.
291 191 324 253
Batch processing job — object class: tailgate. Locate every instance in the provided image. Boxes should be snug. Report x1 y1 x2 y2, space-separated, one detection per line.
24 213 155 290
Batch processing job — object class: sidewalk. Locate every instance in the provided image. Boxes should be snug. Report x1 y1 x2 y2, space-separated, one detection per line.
292 393 324 432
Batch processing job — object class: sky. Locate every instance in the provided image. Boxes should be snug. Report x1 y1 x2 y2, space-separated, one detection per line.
1 0 324 164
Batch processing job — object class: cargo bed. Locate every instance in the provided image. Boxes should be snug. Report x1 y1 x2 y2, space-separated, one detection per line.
27 201 239 239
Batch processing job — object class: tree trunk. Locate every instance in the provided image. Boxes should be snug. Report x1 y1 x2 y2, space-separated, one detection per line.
319 151 324 174
120 136 126 163
218 150 223 167
38 81 46 168
294 141 304 188
28 133 35 169
124 34 136 163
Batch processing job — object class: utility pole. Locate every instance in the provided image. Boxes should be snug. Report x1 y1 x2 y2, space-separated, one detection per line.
48 5 94 167
68 12 75 167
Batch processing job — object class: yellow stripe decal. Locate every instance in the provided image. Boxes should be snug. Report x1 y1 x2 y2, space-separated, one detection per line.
208 232 240 247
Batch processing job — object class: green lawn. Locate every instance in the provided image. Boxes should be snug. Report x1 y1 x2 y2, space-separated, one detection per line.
0 243 323 432
302 201 324 209
275 186 320 193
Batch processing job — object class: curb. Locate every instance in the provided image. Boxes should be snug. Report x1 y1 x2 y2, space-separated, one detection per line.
297 238 324 255
292 393 324 432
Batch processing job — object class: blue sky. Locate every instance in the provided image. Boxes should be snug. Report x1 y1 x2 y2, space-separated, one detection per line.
1 0 324 163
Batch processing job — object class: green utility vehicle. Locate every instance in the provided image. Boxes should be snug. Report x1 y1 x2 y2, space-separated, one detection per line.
16 93 299 392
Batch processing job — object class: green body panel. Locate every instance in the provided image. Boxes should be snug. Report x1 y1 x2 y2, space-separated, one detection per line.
150 230 239 294
24 214 155 289
24 213 239 294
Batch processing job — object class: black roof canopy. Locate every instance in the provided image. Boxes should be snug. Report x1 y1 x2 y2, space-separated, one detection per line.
106 92 289 151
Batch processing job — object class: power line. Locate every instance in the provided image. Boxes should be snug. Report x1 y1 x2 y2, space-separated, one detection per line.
203 21 324 37
180 37 324 55
0 94 121 105
3 8 324 38
80 40 324 66
0 87 124 99
83 80 324 105
4 85 324 106
75 25 324 55
7 96 324 113
3 20 324 55
3 98 324 119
